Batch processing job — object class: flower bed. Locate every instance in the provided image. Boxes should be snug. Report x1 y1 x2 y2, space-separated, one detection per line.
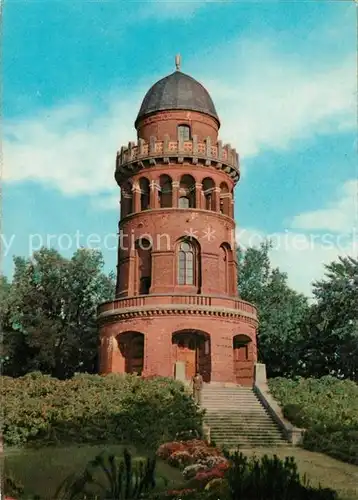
157 439 229 488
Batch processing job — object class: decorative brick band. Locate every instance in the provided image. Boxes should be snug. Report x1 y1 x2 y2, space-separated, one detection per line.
98 304 258 327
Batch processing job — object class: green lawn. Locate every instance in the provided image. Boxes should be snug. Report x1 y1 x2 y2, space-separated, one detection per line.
4 444 358 500
3 444 185 499
240 446 358 500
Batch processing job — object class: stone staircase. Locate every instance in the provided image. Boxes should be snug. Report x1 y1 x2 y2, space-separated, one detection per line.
202 385 288 448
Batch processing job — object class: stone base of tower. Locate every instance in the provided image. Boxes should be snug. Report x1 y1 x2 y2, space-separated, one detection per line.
98 295 258 386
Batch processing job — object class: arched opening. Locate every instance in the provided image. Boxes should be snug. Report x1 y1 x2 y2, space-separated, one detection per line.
172 330 211 382
220 182 230 216
139 177 150 211
117 332 144 375
176 238 201 290
136 238 152 295
233 334 253 386
178 124 191 141
219 243 232 294
179 175 196 208
202 177 215 211
121 181 133 218
159 174 172 208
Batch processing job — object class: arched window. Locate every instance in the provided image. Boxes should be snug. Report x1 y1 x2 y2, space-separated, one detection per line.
121 181 133 218
179 175 196 208
178 124 191 141
202 178 215 211
219 243 232 294
178 241 194 285
179 196 190 208
220 182 230 216
159 174 172 208
139 177 150 211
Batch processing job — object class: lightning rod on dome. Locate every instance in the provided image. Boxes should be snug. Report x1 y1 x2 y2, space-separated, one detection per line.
175 54 181 71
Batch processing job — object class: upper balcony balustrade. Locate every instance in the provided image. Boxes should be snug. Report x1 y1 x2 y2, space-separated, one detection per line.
115 135 240 184
98 293 257 325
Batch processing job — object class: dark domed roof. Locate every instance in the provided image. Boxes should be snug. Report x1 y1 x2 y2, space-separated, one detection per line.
135 70 219 126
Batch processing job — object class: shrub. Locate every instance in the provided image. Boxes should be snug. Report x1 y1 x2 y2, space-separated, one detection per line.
1 373 203 448
167 450 193 468
223 450 338 500
182 463 206 480
157 441 186 460
193 467 225 487
269 376 358 464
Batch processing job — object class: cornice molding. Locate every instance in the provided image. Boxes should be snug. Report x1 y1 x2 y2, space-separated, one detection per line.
98 304 258 327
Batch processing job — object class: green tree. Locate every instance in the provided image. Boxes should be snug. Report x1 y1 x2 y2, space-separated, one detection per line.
1 247 115 379
302 256 358 381
238 241 309 377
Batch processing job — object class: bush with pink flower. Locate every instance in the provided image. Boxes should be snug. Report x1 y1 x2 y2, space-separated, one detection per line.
157 441 187 460
167 450 193 468
193 466 226 487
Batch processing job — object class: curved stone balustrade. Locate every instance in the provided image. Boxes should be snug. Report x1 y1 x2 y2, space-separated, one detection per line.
98 293 257 323
115 135 240 184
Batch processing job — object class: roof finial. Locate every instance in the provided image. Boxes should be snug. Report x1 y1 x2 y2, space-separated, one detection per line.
175 54 181 71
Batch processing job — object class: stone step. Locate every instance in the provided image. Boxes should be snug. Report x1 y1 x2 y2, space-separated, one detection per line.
203 406 268 410
207 424 283 431
209 428 284 434
201 386 288 448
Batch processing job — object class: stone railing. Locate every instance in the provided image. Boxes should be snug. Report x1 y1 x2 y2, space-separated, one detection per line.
115 135 240 183
254 363 305 445
98 293 257 319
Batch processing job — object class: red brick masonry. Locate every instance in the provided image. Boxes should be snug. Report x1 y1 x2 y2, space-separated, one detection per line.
98 90 258 386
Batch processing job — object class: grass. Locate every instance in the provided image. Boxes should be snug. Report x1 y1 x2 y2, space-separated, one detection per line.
239 446 358 500
4 444 358 500
3 444 185 499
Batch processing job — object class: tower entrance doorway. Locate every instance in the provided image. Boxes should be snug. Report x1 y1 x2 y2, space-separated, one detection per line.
172 330 211 382
117 332 144 375
233 334 253 386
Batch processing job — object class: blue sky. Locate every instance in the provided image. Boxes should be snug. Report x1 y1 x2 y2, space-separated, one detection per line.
2 0 357 296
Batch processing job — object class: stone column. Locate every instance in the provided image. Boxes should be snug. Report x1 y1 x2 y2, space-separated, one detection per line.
127 244 136 296
133 183 141 213
172 181 179 208
230 194 234 218
150 180 159 209
214 187 221 212
195 183 202 209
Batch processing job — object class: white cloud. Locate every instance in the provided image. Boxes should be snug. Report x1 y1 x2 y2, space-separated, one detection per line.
140 0 227 19
91 194 121 211
4 99 139 195
290 180 357 233
236 180 357 296
4 37 355 197
203 46 355 158
236 227 357 296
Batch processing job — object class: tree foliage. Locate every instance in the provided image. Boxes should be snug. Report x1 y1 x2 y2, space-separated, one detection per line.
238 241 309 378
301 256 358 381
1 247 115 379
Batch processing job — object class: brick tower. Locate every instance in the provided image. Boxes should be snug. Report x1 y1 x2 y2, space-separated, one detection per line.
98 57 258 386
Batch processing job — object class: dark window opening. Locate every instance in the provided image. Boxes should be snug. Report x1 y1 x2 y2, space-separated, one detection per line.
140 277 151 295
